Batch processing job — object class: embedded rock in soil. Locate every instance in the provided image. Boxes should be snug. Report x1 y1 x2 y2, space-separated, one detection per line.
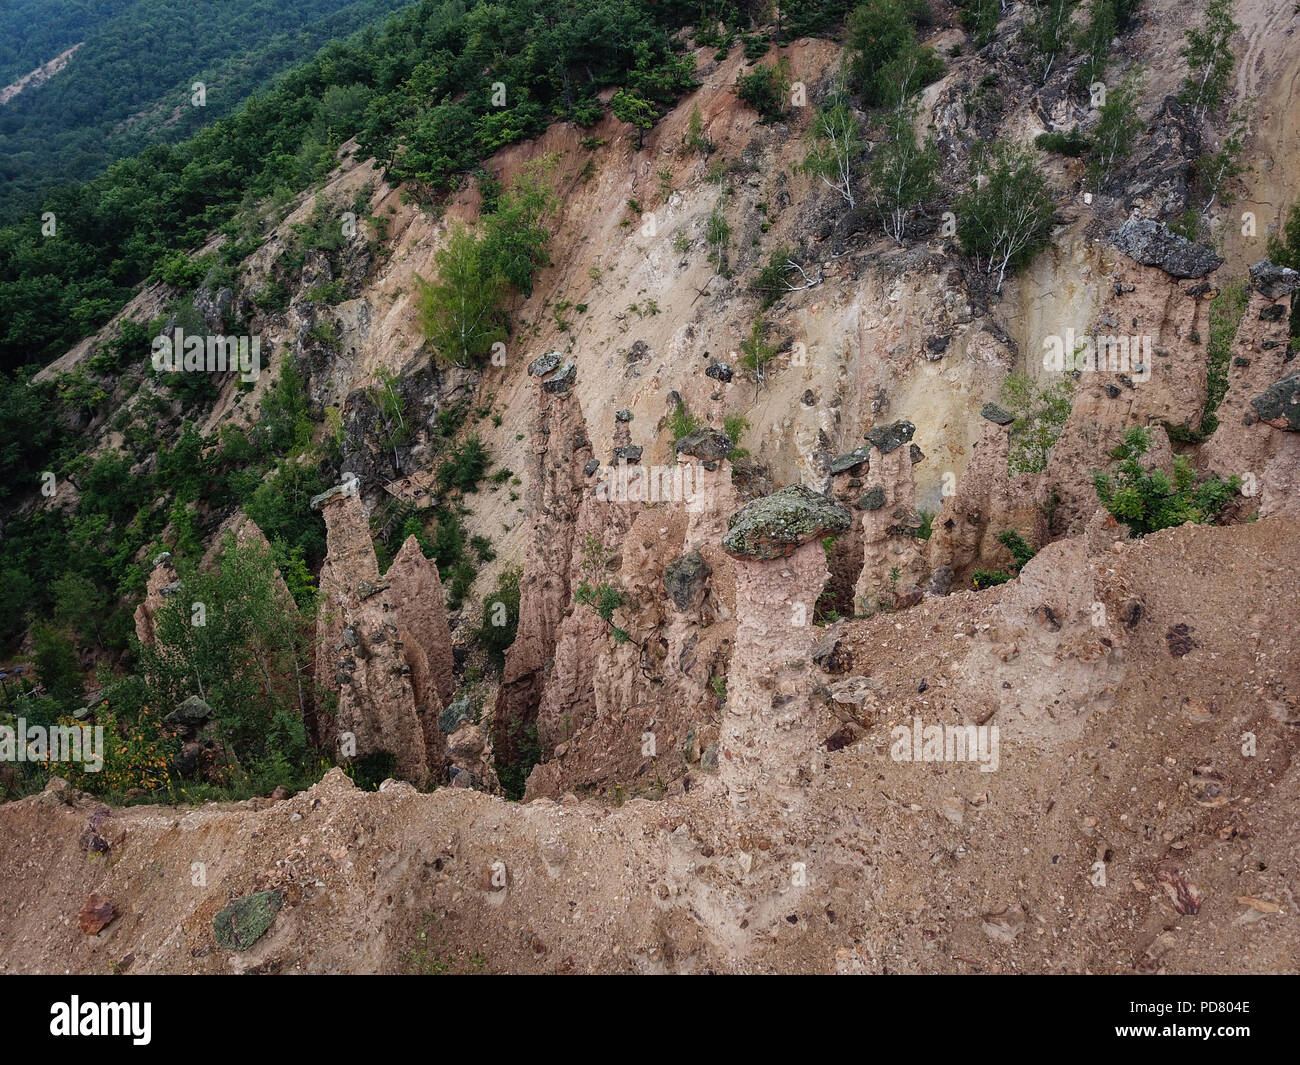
212 890 283 951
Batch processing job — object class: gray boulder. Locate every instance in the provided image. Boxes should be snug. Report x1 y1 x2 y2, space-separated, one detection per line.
165 695 213 728
1111 218 1222 278
674 427 733 462
828 446 871 475
1250 260 1300 300
541 361 577 393
528 352 561 377
1250 372 1300 430
981 403 1015 425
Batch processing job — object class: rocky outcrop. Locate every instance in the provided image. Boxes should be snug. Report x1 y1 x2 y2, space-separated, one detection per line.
664 551 711 611
719 487 850 808
494 357 593 791
526 428 737 802
823 448 871 617
853 421 926 609
133 552 179 646
1110 218 1223 279
312 482 453 786
1200 261 1300 520
1251 373 1300 430
384 536 455 708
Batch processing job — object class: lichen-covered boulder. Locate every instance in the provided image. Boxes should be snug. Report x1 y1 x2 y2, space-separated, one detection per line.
528 351 561 377
213 890 283 951
981 403 1015 426
722 485 852 560
828 446 871 475
164 695 212 728
865 420 916 454
309 478 359 510
438 695 475 735
541 361 577 393
858 486 886 511
1250 372 1300 430
1249 260 1300 300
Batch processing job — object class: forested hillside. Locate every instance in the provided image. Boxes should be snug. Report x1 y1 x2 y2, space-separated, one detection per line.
0 0 132 85
0 0 413 213
0 0 786 374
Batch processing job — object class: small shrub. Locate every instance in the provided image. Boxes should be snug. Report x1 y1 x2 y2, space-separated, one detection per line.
1035 129 1091 157
478 565 521 668
667 401 702 441
437 435 490 494
736 64 787 121
1092 427 1240 535
1001 373 1075 475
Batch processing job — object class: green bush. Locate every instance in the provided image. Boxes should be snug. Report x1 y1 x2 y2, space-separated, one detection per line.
1001 373 1074 475
753 247 796 309
736 64 787 121
1092 427 1240 535
666 401 702 441
1201 281 1249 436
722 414 750 461
479 566 522 668
1035 129 1091 157
955 0 1000 47
135 533 315 776
997 529 1037 570
847 0 944 107
437 435 490 495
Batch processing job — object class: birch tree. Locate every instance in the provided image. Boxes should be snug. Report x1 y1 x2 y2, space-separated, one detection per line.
801 97 864 208
957 141 1056 292
1180 0 1239 122
867 96 939 244
1088 71 1143 186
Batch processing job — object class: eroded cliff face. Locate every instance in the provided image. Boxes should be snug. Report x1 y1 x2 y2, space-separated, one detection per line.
926 419 1043 588
520 402 741 801
8 514 1298 974
1199 263 1300 518
12 0 1300 977
853 421 927 610
490 356 592 791
310 481 454 786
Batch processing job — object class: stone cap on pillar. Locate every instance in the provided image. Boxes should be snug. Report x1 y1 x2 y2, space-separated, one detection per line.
310 475 360 510
722 484 851 560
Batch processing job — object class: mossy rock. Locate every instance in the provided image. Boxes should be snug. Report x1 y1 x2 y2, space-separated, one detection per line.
722 485 851 560
439 695 475 735
213 889 283 951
